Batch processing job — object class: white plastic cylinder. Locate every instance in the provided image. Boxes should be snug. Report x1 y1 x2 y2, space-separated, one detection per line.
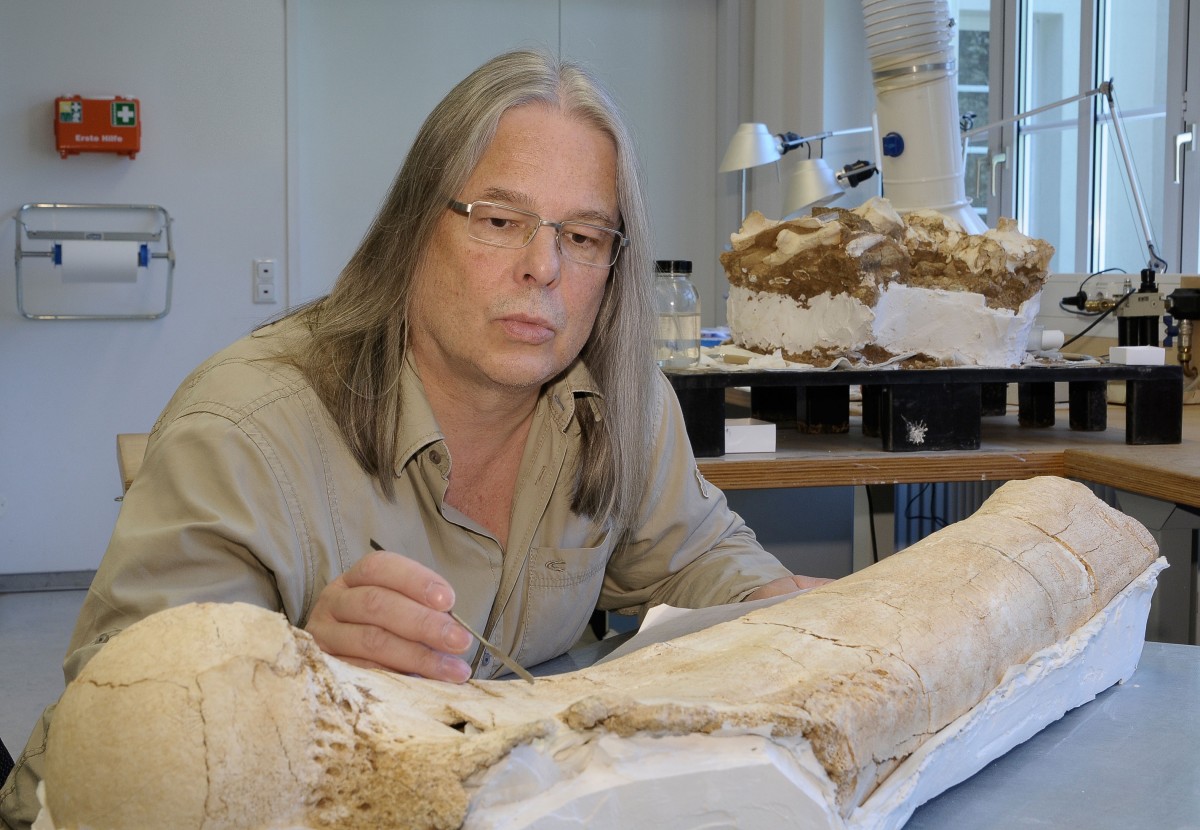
860 0 986 233
1026 326 1066 352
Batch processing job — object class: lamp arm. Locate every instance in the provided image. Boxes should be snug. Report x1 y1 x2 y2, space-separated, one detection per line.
960 85 1106 142
827 126 874 139
1101 81 1168 273
778 126 874 157
961 78 1166 274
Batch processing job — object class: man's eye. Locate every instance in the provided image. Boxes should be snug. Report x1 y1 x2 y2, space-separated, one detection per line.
563 228 602 248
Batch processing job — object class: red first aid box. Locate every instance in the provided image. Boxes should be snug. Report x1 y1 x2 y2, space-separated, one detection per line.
54 96 141 159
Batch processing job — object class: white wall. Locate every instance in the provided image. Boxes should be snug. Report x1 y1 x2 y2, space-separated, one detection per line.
288 0 556 305
821 0 877 210
1 0 851 579
289 0 726 307
0 1 288 576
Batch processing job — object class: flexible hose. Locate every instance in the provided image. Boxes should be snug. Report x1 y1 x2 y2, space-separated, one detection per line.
859 0 985 231
862 0 956 91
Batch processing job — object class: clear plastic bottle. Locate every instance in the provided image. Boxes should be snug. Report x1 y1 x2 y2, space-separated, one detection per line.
654 259 701 368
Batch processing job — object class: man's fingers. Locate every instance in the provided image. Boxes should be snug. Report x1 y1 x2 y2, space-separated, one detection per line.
305 549 479 680
326 583 472 654
344 549 456 611
320 627 472 683
745 573 834 602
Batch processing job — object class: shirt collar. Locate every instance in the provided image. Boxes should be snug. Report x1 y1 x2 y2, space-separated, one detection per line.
394 355 445 475
393 355 603 474
546 358 602 434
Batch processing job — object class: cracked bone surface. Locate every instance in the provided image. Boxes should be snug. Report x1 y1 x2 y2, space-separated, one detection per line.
43 477 1158 830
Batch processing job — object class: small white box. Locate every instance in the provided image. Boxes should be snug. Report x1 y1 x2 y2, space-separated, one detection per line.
1109 345 1166 365
724 418 776 453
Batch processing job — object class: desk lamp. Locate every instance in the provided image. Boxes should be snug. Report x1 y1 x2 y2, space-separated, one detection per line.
718 123 783 221
784 156 880 218
720 123 877 221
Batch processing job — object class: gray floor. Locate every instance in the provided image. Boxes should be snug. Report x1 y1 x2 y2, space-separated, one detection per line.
0 590 86 759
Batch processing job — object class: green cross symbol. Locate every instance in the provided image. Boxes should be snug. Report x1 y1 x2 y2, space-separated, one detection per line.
112 101 137 127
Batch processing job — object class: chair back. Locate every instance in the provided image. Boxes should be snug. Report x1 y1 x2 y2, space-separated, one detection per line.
117 433 149 493
1 735 14 787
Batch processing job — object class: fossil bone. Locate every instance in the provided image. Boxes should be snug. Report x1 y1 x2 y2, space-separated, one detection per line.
42 476 1159 829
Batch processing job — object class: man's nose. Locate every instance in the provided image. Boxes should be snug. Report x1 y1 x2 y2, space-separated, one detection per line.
521 223 562 285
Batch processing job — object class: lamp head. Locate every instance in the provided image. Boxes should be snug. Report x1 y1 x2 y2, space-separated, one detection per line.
783 158 845 218
719 122 783 172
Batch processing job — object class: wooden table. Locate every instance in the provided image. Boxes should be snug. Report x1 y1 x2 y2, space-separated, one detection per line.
697 404 1200 509
117 407 1199 640
1064 439 1200 510
116 432 149 495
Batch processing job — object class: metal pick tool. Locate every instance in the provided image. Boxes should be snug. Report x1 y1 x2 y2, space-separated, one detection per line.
446 608 535 684
368 540 535 684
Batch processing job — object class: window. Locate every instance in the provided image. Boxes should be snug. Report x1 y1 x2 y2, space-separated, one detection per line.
976 0 1196 277
1092 1 1170 273
1016 0 1170 274
954 1 996 226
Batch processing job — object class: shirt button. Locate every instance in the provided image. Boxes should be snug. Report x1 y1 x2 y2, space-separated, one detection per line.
429 449 441 464
481 652 492 666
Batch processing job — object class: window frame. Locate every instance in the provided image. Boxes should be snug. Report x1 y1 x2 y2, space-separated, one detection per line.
986 0 1196 275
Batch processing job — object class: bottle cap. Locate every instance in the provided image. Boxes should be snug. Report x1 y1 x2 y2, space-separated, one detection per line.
654 260 692 274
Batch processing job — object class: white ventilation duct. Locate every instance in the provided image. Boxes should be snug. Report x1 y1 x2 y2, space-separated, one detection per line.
861 0 987 233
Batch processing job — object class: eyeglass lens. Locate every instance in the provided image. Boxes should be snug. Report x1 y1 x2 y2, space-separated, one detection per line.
466 202 619 267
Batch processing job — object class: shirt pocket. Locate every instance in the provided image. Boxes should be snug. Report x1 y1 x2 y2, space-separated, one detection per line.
516 536 611 666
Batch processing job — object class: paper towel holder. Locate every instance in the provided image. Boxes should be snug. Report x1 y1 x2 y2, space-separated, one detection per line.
14 202 175 320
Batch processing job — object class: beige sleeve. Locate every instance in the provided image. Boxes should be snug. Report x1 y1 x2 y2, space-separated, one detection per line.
599 372 791 613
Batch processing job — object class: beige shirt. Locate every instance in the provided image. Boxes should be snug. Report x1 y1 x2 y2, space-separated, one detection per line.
1 317 788 828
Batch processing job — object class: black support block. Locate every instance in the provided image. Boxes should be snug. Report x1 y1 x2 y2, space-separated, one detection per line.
797 385 850 434
1068 381 1108 431
1017 382 1056 427
673 385 725 458
879 383 982 451
1126 376 1184 444
981 382 1008 416
750 386 797 425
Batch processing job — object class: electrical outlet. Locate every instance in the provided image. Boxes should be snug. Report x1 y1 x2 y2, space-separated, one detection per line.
253 258 277 304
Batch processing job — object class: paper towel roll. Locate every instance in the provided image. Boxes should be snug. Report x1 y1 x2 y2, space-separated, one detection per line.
59 240 140 283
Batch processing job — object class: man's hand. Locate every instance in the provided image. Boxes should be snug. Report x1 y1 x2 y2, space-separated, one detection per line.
745 573 833 602
305 547 473 682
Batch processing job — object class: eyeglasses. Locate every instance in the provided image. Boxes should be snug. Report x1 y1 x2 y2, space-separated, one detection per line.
449 199 628 268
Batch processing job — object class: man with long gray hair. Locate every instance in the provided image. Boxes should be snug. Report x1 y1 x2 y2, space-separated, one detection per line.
1 49 823 828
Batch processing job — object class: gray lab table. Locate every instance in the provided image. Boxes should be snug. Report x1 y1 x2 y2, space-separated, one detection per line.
906 641 1199 829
